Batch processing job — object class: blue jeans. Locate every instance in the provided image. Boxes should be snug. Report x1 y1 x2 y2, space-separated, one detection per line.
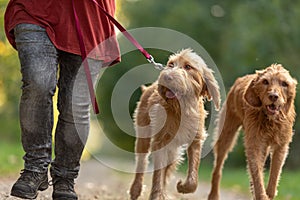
14 24 101 179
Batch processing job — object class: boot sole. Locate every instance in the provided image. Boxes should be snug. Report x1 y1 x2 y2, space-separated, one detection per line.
53 192 78 200
11 180 48 199
53 193 78 200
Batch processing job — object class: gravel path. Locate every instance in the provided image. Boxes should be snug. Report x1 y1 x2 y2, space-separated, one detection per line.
0 159 249 200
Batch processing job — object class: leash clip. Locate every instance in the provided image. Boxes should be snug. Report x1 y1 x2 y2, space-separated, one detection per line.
147 55 165 70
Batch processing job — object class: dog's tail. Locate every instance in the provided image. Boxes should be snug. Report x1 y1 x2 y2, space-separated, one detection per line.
141 85 148 93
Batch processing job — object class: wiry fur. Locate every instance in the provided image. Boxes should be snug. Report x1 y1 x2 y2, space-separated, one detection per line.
208 64 297 200
129 49 220 200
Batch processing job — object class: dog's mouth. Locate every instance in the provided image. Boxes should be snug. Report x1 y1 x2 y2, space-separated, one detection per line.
164 88 182 99
165 90 176 99
158 85 183 100
266 104 280 115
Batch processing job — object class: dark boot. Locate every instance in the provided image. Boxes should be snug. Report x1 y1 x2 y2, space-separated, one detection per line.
11 169 48 199
52 176 78 200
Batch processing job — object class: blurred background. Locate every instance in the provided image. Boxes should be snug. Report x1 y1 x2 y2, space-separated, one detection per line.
1 0 300 199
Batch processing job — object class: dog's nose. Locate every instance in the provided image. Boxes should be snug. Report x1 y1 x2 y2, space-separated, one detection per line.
164 74 173 81
269 93 279 102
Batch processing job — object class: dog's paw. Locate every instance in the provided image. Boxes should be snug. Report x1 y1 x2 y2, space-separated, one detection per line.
266 187 277 200
208 192 219 200
129 182 143 200
149 192 166 200
259 194 271 200
176 179 197 194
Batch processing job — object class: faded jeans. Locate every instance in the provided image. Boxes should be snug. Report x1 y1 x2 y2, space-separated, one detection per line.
14 24 101 179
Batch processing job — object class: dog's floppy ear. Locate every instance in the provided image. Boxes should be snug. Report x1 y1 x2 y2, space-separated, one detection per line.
283 78 298 115
201 66 221 110
244 78 262 107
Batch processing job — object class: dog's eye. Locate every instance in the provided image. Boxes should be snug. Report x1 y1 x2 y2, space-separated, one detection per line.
184 65 192 70
168 62 174 68
262 79 269 85
282 81 288 87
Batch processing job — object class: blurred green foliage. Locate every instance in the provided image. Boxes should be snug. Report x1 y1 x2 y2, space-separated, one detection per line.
0 0 21 142
1 0 300 170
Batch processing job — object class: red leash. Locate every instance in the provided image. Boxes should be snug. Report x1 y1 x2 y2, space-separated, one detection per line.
72 0 163 114
72 0 99 114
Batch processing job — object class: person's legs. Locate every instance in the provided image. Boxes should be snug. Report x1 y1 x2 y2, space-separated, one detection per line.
11 23 58 199
51 51 101 199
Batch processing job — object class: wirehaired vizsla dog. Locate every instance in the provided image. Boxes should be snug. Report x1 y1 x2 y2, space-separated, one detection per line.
208 64 297 200
129 49 221 200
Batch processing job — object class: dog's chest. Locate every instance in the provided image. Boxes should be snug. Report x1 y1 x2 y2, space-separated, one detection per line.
244 115 293 146
149 103 202 146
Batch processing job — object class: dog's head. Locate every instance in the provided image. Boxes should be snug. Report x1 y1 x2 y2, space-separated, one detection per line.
157 49 220 110
244 64 297 116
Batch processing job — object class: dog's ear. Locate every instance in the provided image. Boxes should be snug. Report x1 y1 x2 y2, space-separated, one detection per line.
201 66 221 110
283 78 297 115
244 79 262 107
283 97 295 116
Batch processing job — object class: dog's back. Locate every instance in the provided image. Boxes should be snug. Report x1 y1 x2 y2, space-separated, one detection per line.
221 74 255 121
212 74 255 150
134 84 157 128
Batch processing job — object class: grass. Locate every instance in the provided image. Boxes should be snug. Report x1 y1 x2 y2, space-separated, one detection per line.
179 160 300 200
0 140 24 176
277 170 300 200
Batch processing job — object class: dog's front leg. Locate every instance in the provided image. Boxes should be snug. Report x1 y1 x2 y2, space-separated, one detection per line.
266 144 289 200
149 150 168 200
149 169 166 200
177 139 201 194
245 142 270 200
130 137 151 200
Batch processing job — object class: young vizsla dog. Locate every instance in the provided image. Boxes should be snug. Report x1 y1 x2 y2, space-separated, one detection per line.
208 64 297 200
129 49 220 200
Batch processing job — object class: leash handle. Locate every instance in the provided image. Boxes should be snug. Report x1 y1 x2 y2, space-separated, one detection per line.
72 0 99 114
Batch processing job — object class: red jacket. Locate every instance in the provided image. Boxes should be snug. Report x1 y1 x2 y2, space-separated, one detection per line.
5 0 120 66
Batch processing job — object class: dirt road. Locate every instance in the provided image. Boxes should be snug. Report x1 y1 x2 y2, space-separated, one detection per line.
0 159 249 200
